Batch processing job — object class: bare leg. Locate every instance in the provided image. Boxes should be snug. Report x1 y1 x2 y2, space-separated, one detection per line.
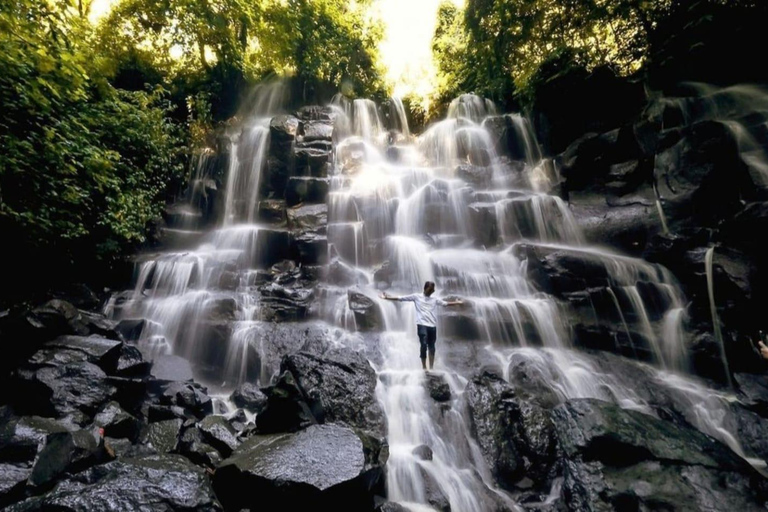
428 352 435 370
421 357 427 370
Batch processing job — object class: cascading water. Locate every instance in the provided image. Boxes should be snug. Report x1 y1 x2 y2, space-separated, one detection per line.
104 83 767 510
324 91 766 508
106 85 288 389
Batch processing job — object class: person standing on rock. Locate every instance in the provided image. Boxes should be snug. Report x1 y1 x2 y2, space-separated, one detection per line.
380 281 463 371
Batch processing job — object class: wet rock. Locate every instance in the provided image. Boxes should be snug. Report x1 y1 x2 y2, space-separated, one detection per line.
292 144 332 177
295 106 338 122
76 311 122 341
177 427 222 468
457 164 493 188
412 444 433 461
328 259 368 287
230 383 268 414
7 454 220 511
143 419 183 454
735 372 768 417
205 297 237 323
551 398 768 511
46 335 124 373
347 291 384 332
197 416 239 457
569 192 659 256
468 203 499 248
0 413 70 505
252 228 294 268
157 381 213 419
256 370 317 434
14 361 116 421
0 414 70 463
282 350 384 436
294 232 328 265
270 114 299 141
150 355 194 383
465 372 524 488
426 373 451 402
655 120 754 228
258 282 313 322
298 119 334 141
253 322 334 381
216 271 240 291
285 177 329 206
0 462 32 507
214 424 385 510
287 203 327 231
372 260 393 286
228 409 248 432
113 343 151 377
94 402 141 441
115 319 146 342
257 199 286 223
374 500 409 512
28 429 104 488
31 300 88 336
419 467 451 512
147 405 188 423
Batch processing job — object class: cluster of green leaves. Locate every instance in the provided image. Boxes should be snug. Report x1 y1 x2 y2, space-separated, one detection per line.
1 0 388 298
0 0 186 298
430 0 766 115
98 0 387 116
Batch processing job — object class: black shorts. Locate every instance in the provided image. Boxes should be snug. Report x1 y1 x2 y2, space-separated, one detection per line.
417 324 437 358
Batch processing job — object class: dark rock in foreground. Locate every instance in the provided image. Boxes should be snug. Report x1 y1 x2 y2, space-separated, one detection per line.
282 349 384 436
214 423 386 510
7 454 220 511
552 398 768 511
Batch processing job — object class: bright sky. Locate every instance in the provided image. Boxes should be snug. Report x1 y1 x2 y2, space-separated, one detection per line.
88 0 114 22
375 0 463 99
88 0 459 99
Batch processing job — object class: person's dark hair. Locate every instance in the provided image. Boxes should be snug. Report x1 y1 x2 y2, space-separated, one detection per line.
424 281 435 296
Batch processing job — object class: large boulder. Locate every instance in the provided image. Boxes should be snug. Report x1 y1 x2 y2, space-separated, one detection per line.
7 454 221 511
655 120 755 229
14 361 116 423
465 371 557 491
569 192 661 256
0 413 70 507
214 424 386 510
256 370 317 434
282 350 384 436
230 382 268 414
27 429 106 488
347 291 384 332
550 398 768 511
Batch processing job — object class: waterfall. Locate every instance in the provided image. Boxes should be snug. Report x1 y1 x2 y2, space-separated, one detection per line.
103 84 765 508
705 246 733 387
106 84 287 389
322 92 710 509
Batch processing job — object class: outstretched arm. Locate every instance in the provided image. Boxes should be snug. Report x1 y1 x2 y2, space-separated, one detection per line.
444 299 463 306
380 292 401 301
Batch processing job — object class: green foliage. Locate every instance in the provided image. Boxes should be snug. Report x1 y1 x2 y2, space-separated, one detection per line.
97 0 388 113
0 0 186 273
432 0 768 115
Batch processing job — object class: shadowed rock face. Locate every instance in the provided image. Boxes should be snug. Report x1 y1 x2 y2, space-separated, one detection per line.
214 424 386 510
282 349 385 436
6 455 221 512
551 399 768 511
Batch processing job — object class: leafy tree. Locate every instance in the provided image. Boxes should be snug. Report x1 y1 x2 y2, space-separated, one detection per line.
0 0 186 299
